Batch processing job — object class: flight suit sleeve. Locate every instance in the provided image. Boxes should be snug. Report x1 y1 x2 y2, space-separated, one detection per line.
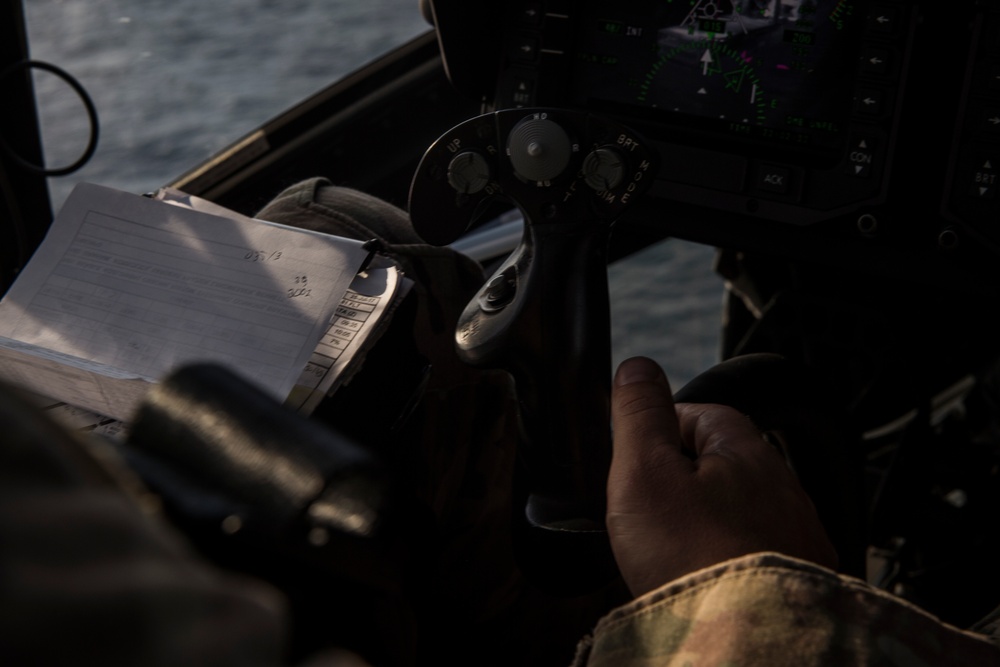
571 552 1000 667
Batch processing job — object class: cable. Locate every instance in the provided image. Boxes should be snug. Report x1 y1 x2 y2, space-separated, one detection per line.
0 154 30 291
0 59 99 177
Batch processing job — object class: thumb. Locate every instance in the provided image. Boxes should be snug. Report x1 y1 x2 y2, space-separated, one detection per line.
608 357 689 498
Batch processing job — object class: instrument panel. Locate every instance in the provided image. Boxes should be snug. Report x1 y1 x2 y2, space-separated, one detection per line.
431 0 1000 288
560 0 881 226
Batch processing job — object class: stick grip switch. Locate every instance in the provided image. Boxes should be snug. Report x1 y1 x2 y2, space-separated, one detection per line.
507 116 572 183
447 151 491 195
582 148 625 191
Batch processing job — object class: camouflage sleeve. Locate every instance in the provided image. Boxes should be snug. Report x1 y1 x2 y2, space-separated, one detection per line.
571 552 1000 667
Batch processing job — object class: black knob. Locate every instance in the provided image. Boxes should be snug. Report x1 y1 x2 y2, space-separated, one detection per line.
581 147 625 191
447 151 491 194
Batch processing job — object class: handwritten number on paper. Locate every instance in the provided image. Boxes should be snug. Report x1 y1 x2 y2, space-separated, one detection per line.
244 250 283 262
288 275 311 298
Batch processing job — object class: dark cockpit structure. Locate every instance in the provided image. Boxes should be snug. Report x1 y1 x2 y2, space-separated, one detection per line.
3 1 1000 665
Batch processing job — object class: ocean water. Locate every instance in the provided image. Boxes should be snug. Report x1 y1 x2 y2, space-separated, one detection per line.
23 0 432 206
608 237 722 387
22 0 723 387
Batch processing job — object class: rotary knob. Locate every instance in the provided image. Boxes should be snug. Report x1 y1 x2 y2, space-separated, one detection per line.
447 151 492 194
581 147 625 191
507 116 572 183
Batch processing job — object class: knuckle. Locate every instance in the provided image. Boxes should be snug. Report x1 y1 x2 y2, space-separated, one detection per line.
613 387 673 418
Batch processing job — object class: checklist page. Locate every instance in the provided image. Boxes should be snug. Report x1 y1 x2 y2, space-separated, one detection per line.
0 183 369 420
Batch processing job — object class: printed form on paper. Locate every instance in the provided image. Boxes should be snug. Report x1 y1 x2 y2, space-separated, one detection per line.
0 183 376 422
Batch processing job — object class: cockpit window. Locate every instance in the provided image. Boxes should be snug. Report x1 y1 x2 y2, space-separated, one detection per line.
23 0 430 209
609 238 722 388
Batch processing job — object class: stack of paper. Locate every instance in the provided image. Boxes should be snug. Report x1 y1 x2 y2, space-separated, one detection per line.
0 183 406 425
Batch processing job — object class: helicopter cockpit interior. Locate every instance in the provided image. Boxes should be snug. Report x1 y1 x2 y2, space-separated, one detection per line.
416 0 1000 640
3 1 1000 665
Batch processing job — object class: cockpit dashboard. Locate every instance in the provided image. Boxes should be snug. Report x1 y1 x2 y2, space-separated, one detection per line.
430 0 1000 289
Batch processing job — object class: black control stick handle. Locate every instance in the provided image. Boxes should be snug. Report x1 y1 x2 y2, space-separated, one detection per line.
459 215 613 531
410 108 657 590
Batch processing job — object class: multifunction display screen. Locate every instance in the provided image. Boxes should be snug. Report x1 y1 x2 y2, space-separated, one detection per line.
571 1 864 152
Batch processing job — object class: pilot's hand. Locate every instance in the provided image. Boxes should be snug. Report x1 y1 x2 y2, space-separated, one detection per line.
607 356 838 597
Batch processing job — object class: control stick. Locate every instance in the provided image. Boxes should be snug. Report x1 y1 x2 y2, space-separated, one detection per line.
409 108 657 591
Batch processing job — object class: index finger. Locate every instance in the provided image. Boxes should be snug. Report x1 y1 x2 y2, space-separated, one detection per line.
676 402 789 470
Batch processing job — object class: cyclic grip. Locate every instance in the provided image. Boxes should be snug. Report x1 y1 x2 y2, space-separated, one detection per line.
409 109 658 592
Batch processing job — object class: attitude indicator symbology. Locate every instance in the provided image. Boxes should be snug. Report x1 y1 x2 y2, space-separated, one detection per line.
639 38 768 125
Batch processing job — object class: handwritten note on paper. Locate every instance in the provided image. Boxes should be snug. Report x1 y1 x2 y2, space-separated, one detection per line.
0 183 369 421
286 258 408 414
